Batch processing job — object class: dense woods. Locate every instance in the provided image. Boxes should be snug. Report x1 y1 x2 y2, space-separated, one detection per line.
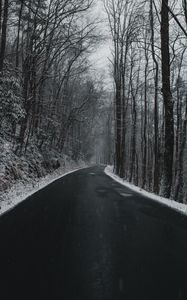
105 0 187 202
0 0 105 192
1 0 187 204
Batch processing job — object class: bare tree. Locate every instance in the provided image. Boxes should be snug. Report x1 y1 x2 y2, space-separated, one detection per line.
0 0 9 71
161 0 174 198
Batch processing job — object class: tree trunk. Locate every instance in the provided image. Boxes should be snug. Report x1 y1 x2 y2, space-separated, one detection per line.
174 94 187 202
0 0 2 35
142 40 148 189
150 0 160 194
0 0 9 71
16 0 24 68
161 0 174 198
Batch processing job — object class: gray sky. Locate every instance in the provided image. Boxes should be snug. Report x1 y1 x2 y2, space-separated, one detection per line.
89 0 113 88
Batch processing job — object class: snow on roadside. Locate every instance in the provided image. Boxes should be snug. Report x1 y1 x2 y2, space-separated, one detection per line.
105 165 187 216
0 159 87 217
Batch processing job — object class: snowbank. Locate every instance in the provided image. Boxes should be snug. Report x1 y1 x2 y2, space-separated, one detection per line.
0 160 87 217
105 165 187 216
0 136 89 217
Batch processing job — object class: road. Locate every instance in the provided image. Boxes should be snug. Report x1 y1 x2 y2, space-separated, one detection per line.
0 166 187 300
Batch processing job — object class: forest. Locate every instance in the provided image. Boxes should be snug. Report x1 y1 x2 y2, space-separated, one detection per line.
0 0 109 197
105 0 187 202
0 0 187 204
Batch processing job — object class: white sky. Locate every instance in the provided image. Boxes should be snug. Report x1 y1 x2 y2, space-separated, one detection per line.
89 0 113 88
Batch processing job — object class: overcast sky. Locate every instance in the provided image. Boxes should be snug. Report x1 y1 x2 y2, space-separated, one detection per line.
89 0 113 88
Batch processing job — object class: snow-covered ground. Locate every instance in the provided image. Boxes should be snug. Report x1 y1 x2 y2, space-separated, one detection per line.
105 165 187 216
2 164 187 218
0 159 87 217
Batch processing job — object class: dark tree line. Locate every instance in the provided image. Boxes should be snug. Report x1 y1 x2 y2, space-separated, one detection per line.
0 0 102 163
105 0 187 202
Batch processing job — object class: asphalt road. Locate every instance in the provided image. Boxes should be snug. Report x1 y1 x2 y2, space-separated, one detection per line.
0 166 187 300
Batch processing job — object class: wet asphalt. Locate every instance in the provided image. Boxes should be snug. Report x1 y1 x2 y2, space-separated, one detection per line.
0 166 187 300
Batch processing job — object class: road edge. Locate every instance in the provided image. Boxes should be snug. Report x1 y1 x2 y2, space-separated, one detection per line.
0 166 90 218
104 165 187 217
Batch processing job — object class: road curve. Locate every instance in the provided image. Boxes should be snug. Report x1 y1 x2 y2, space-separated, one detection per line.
0 166 187 300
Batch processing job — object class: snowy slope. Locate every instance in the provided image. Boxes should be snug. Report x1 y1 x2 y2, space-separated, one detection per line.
0 161 87 217
105 166 187 216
